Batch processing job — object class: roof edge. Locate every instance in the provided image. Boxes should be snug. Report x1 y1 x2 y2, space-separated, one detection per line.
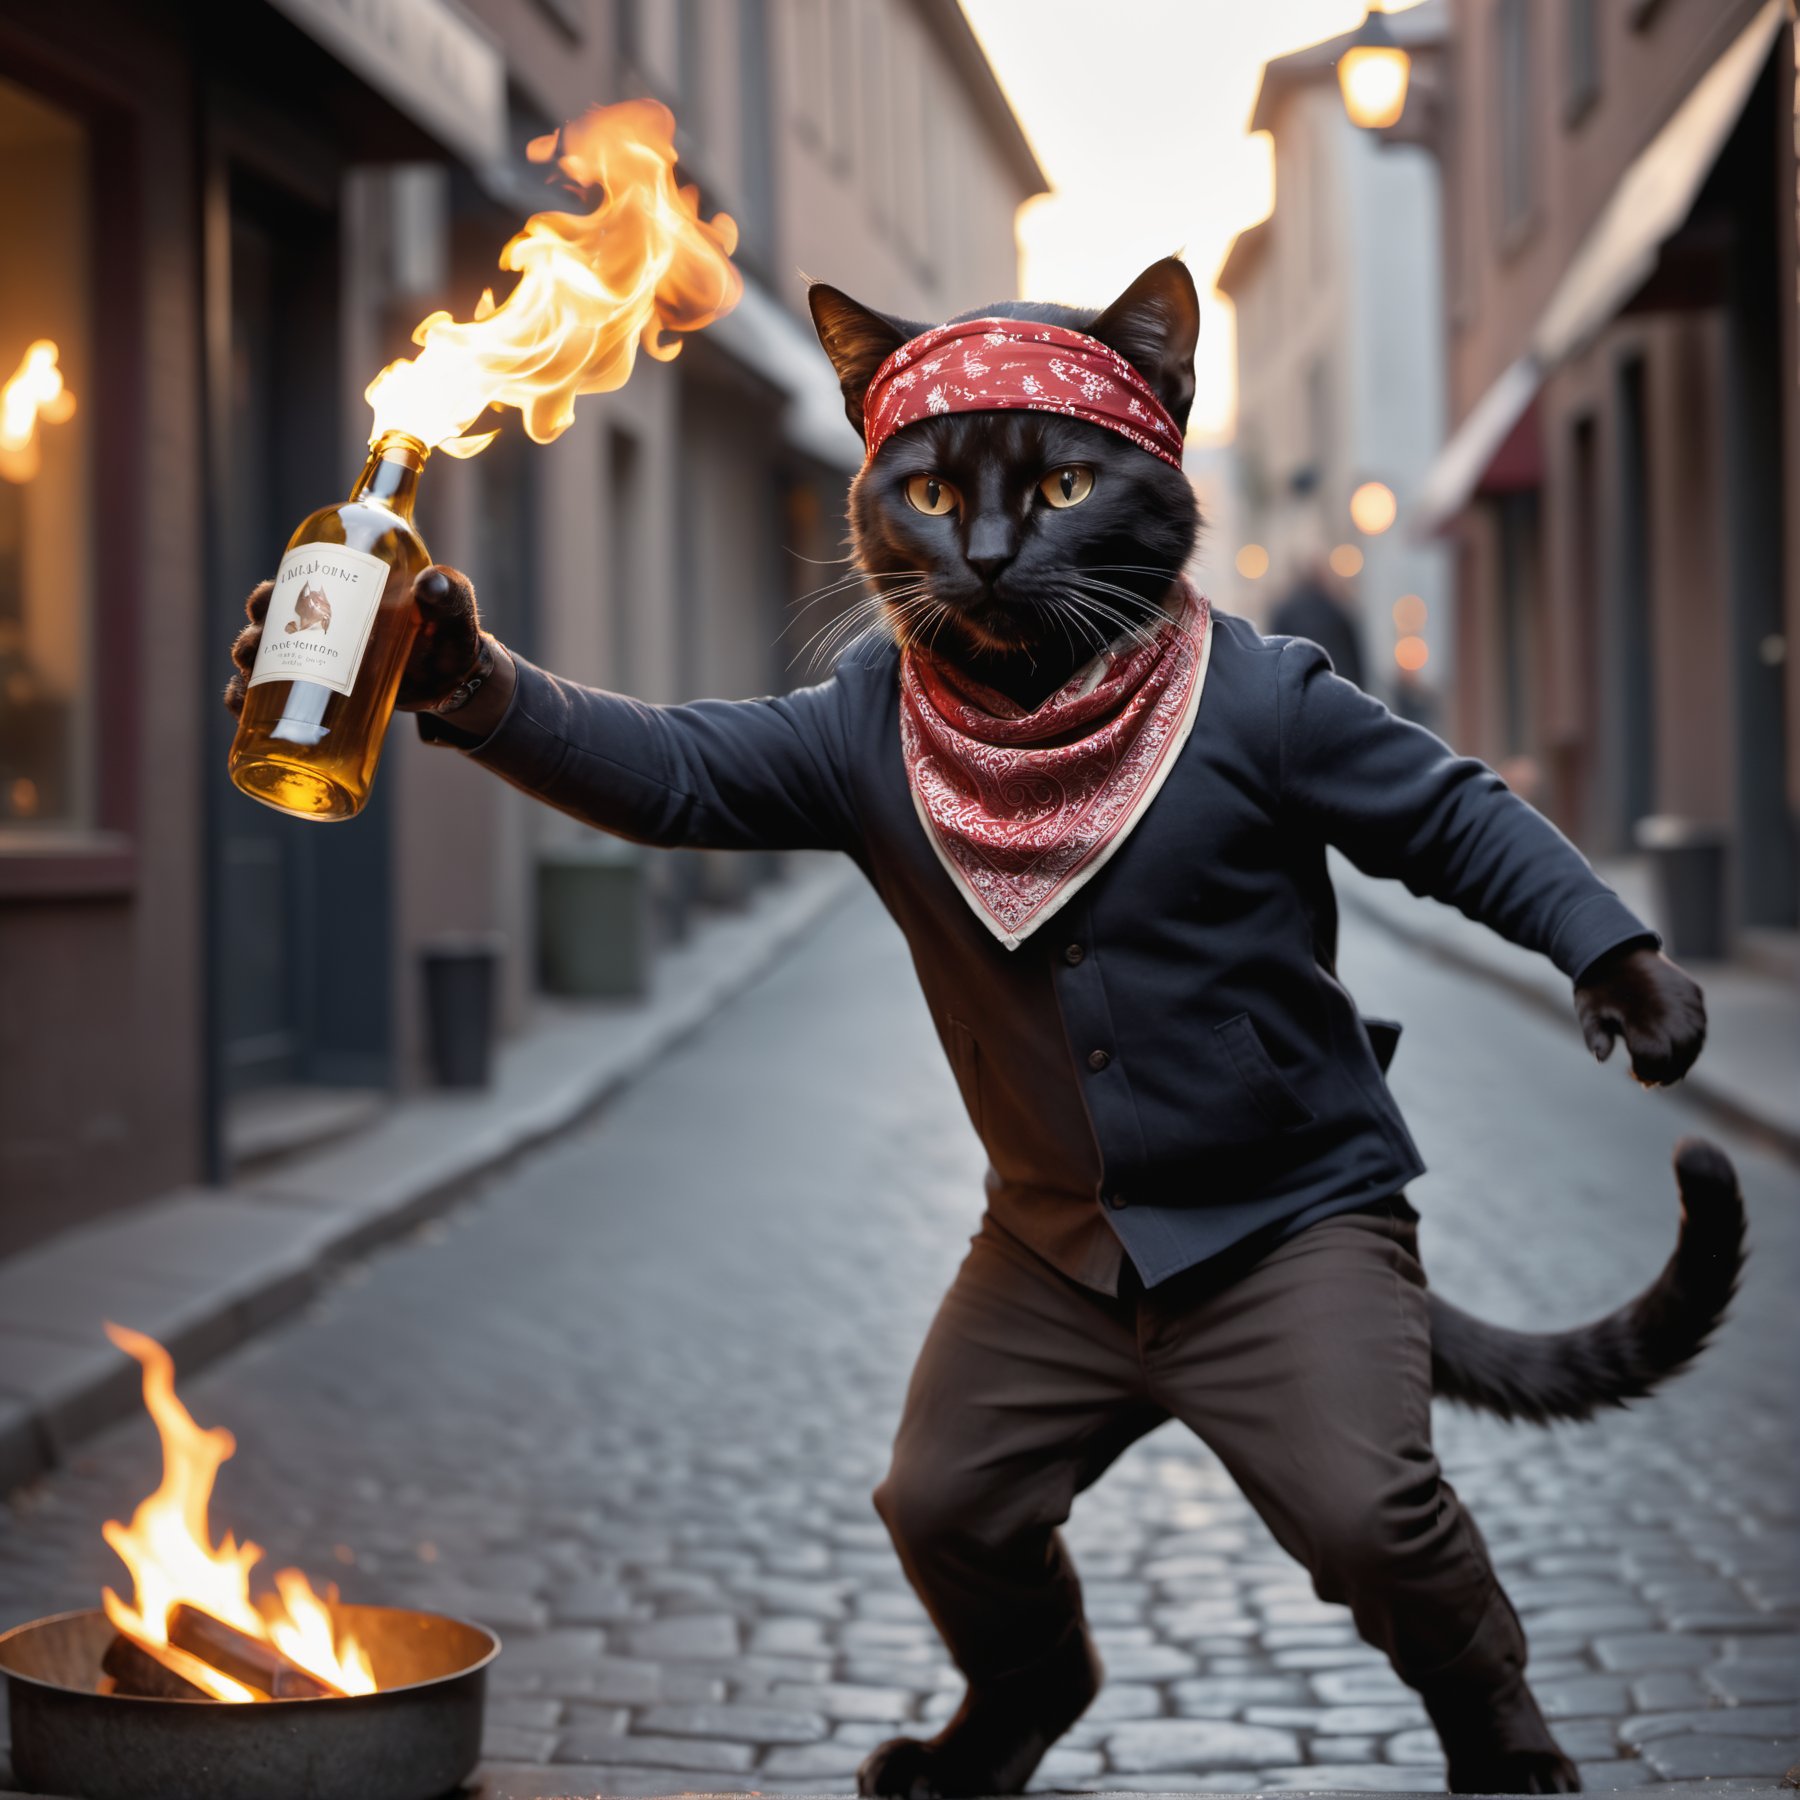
917 0 1050 199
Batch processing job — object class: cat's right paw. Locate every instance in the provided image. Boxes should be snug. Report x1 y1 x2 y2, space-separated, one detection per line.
856 1736 943 1800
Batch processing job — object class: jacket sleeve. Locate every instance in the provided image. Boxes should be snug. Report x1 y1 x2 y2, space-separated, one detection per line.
418 652 862 854
1276 639 1656 982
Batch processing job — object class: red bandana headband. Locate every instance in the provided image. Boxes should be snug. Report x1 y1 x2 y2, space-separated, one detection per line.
862 318 1186 469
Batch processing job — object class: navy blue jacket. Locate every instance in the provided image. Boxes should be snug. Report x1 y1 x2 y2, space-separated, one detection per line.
431 613 1653 1288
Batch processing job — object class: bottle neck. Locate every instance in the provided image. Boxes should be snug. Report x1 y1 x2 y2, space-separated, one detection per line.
350 432 428 521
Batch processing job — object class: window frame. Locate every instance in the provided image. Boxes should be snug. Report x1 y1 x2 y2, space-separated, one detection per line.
1493 0 1541 254
0 32 144 900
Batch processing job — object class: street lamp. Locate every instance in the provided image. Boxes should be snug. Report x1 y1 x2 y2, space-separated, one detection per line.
1338 5 1412 131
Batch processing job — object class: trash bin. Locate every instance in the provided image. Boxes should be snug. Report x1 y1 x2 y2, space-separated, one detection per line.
1633 816 1729 961
421 933 504 1089
538 840 653 998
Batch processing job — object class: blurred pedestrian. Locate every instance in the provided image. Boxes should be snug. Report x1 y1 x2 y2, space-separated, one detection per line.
1270 566 1366 690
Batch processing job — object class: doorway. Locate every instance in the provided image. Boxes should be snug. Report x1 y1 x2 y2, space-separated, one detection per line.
205 162 395 1152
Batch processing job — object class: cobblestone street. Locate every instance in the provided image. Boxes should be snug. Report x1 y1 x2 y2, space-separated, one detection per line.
2 885 1795 1795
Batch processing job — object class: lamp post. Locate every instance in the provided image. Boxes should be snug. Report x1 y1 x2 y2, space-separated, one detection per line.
1337 5 1413 131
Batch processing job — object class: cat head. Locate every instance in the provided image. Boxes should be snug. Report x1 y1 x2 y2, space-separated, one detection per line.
807 257 1200 673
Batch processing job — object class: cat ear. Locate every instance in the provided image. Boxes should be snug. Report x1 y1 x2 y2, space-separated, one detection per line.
1087 257 1200 435
808 284 915 440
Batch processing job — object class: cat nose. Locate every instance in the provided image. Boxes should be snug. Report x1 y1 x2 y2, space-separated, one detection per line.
965 515 1017 583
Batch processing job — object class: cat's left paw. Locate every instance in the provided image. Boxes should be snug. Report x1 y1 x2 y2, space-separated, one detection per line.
857 1736 943 1799
1573 943 1705 1087
1447 1747 1582 1794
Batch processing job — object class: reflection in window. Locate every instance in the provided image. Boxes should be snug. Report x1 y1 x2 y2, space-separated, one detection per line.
0 75 92 834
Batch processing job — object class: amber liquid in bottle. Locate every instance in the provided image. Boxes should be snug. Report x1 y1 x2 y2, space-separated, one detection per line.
228 431 431 821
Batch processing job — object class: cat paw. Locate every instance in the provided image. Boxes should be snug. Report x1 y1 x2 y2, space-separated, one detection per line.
857 1736 944 1799
1447 1747 1582 1794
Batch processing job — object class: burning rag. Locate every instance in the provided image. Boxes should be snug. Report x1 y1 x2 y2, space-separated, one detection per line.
900 586 1212 950
862 316 1187 468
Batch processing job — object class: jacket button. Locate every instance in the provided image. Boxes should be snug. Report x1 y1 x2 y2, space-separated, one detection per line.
1106 1191 1128 1210
1064 943 1085 965
1087 1048 1111 1071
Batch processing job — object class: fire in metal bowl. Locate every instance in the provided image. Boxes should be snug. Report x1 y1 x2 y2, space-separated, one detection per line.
0 1603 497 1800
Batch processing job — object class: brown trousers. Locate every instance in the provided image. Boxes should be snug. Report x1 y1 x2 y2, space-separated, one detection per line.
876 1202 1527 1707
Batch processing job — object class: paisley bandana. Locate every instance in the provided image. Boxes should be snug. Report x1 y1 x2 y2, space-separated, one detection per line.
900 586 1212 950
863 318 1186 469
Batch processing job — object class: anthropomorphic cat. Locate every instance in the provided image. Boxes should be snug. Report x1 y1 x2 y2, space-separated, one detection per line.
226 257 1741 1798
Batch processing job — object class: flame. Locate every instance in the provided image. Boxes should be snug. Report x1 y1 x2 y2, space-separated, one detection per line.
99 1324 376 1701
365 98 741 459
0 340 77 484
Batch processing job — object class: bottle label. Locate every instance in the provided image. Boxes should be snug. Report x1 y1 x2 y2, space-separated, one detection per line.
248 543 391 698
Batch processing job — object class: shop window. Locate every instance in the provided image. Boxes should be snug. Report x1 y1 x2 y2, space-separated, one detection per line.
0 74 93 837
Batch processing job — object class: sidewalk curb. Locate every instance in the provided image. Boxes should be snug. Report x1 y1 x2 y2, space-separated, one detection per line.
1337 878 1800 1170
0 858 862 1499
465 1780 1800 1800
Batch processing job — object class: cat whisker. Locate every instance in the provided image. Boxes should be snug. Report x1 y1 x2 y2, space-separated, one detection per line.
783 547 860 567
1075 563 1185 581
795 583 939 671
795 608 899 673
786 576 931 640
786 568 928 615
1043 593 1104 663
1059 577 1174 641
788 592 906 670
1057 587 1163 653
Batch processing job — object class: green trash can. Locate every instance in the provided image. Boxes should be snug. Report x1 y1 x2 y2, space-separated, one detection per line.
537 841 653 998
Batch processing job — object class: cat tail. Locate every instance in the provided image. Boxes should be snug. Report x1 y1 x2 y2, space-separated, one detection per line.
1426 1137 1745 1425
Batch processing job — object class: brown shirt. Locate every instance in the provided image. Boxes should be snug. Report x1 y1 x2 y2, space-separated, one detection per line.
939 1003 1124 1295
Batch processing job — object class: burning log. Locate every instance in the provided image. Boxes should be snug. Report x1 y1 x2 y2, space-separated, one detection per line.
100 1632 207 1700
166 1605 342 1700
98 1325 379 1703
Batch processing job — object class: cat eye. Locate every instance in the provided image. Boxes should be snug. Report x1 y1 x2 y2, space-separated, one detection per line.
1040 466 1095 509
904 474 960 517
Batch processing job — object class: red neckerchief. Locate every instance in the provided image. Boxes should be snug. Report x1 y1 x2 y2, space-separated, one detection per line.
899 586 1212 949
863 317 1186 469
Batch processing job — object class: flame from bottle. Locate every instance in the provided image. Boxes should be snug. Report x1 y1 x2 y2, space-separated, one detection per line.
365 98 742 459
99 1324 376 1702
0 340 76 484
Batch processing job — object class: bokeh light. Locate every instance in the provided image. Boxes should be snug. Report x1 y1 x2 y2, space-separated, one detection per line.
1236 543 1271 580
1329 543 1364 579
1392 593 1427 634
1395 635 1430 672
1350 480 1398 535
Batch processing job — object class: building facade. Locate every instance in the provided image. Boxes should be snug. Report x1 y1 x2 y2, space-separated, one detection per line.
1217 2 1452 709
0 0 1042 1257
1412 0 1798 935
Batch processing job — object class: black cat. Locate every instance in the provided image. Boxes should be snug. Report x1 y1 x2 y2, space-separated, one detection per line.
808 258 1738 1401
225 255 1740 1800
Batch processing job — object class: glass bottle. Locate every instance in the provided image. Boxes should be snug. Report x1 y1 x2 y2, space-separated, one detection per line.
228 431 432 821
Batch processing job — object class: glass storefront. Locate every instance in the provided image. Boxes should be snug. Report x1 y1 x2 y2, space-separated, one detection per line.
0 73 92 834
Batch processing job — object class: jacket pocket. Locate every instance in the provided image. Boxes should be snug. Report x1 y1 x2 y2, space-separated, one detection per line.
945 1016 988 1138
1215 1013 1316 1131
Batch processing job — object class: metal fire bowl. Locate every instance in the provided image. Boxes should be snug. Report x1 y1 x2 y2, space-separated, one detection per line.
0 1605 498 1800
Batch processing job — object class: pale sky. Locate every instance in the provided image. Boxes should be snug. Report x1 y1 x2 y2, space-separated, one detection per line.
959 0 1428 445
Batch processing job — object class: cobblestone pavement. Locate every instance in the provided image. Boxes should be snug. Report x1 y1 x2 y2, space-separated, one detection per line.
2 887 1795 1795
